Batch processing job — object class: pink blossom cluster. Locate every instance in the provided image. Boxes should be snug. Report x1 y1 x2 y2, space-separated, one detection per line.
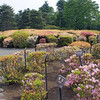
59 53 93 75
81 32 94 36
65 63 100 100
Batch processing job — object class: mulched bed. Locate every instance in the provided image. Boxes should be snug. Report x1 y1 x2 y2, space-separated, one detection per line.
1 61 79 100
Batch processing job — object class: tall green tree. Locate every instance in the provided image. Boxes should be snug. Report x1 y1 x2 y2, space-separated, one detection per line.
56 0 65 27
17 8 31 29
39 1 55 25
15 10 23 29
30 10 45 29
64 0 100 30
0 4 17 31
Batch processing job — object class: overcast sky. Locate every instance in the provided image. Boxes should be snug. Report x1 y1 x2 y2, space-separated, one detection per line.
0 0 100 13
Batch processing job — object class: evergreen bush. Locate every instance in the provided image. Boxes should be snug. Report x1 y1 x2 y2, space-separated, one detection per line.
12 31 29 48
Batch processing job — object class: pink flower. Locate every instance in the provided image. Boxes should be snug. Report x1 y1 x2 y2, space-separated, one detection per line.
77 93 80 97
92 89 98 95
77 87 82 91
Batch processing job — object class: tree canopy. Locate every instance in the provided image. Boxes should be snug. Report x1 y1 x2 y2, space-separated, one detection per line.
0 4 16 31
0 1 100 30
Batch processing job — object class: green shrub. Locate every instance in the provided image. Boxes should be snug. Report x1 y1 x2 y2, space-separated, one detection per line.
21 73 46 100
44 24 59 29
46 34 58 44
36 43 57 52
3 37 13 48
89 36 97 45
50 46 80 61
0 55 24 83
69 41 91 53
59 36 73 47
91 43 100 59
0 36 7 47
72 35 77 42
26 36 38 48
77 36 87 41
27 51 49 74
97 35 100 43
12 31 29 48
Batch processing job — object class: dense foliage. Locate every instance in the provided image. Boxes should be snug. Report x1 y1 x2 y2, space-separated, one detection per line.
21 73 46 100
12 31 29 48
69 41 91 53
27 51 49 74
59 36 73 46
0 55 24 83
91 43 100 59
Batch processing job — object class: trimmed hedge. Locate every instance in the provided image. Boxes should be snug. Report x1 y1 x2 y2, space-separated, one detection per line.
88 36 97 45
0 36 7 47
59 36 73 47
69 41 91 53
0 55 24 83
46 34 58 44
91 43 100 59
12 31 29 48
27 51 49 74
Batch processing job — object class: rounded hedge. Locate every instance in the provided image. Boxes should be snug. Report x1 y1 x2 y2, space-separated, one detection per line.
91 43 100 59
88 36 97 45
59 36 73 47
46 34 58 44
12 31 29 48
69 41 91 53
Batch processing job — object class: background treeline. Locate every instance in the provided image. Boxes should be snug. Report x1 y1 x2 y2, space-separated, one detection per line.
0 0 100 31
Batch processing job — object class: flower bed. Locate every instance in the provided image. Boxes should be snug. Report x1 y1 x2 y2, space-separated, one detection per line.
65 63 100 100
59 52 100 99
21 73 46 100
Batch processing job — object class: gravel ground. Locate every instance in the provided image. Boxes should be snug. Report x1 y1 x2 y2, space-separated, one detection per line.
0 48 59 57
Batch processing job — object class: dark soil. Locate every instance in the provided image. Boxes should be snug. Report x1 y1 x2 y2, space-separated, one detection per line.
1 61 79 100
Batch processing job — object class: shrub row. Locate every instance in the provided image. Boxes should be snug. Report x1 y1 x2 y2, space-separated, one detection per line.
0 51 48 99
0 31 99 48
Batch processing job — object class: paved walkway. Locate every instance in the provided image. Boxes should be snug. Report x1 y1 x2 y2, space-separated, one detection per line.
0 48 36 56
0 48 59 57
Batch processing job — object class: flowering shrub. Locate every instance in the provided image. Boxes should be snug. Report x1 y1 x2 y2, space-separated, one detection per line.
65 63 100 100
0 35 7 47
36 43 57 52
51 46 80 61
0 55 24 83
13 50 31 59
77 36 87 41
97 35 100 43
59 53 93 75
39 38 46 43
80 32 94 42
69 41 91 53
12 31 29 48
27 51 49 74
3 37 13 48
46 34 58 44
59 36 73 47
26 36 38 47
89 36 97 45
91 43 100 59
21 73 47 100
72 35 77 42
